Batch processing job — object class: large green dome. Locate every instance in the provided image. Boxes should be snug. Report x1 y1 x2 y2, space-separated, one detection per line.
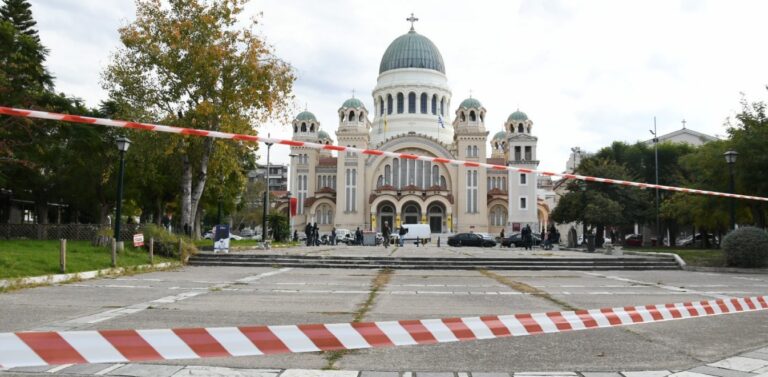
340 98 365 109
317 130 331 140
492 131 506 140
296 111 317 122
459 98 482 109
508 110 528 122
379 30 445 74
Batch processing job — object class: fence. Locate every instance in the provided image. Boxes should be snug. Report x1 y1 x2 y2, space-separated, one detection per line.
0 223 142 242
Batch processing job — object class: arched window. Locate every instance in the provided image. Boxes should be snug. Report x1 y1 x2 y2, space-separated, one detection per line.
440 97 445 116
379 97 384 116
384 164 391 185
466 146 471 156
518 124 524 133
460 112 466 122
310 123 315 132
348 111 355 121
359 113 364 122
301 122 307 132
527 126 531 133
420 93 428 114
473 146 478 157
377 175 383 188
480 113 484 122
440 175 447 189
408 92 416 113
387 94 393 115
469 110 476 122
431 94 437 115
293 125 297 132
432 165 439 186
339 113 344 122
396 93 404 114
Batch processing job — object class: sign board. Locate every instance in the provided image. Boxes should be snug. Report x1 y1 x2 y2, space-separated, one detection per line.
512 223 521 232
213 224 230 254
133 233 144 247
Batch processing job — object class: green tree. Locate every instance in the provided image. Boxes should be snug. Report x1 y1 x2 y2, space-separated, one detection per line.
726 94 768 227
103 0 295 238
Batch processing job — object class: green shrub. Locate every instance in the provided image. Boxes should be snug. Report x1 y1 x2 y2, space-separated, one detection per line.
142 224 197 261
722 226 768 268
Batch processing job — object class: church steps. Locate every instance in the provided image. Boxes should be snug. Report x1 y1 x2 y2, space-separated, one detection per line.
188 253 680 270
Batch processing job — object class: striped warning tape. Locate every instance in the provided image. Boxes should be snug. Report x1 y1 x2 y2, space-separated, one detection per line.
0 106 766 202
1 296 766 368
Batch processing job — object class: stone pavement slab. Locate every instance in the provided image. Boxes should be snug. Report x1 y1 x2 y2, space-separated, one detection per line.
581 373 623 377
621 372 672 377
360 372 399 377
686 366 754 377
279 370 358 377
170 366 280 376
107 364 184 377
708 357 768 372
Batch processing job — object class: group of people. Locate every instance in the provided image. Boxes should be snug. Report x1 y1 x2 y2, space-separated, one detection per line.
304 222 321 246
520 224 535 250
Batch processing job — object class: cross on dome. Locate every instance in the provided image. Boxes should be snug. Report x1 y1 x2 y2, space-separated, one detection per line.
407 13 419 31
681 118 687 129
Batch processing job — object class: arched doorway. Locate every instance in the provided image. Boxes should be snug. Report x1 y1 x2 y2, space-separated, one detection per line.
377 202 395 233
427 203 444 233
402 201 421 225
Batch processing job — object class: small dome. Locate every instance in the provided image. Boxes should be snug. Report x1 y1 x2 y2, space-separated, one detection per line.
492 131 506 140
296 111 317 122
318 130 331 140
508 110 528 122
379 30 445 74
458 98 483 109
340 98 365 110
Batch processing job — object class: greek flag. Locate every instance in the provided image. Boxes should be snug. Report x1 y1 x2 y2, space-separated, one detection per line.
438 115 445 128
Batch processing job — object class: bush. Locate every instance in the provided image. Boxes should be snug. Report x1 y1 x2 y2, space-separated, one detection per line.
142 224 197 261
722 226 768 268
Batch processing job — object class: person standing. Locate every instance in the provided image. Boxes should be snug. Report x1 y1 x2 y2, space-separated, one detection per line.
382 221 391 248
304 223 312 246
540 228 547 250
331 227 337 246
312 222 319 246
398 225 407 247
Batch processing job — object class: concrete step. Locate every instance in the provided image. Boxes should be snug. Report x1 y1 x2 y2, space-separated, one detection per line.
187 254 681 270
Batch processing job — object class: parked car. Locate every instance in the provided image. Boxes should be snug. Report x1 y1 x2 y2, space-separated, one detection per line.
677 233 718 247
624 233 643 247
401 224 432 243
334 229 351 244
447 232 496 247
240 228 255 238
501 233 542 247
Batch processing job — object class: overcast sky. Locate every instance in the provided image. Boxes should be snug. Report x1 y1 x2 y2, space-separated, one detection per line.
29 0 768 174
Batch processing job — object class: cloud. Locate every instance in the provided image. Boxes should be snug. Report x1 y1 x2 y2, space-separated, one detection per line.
26 0 768 177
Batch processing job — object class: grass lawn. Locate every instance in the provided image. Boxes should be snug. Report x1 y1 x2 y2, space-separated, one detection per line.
626 247 726 267
0 240 174 279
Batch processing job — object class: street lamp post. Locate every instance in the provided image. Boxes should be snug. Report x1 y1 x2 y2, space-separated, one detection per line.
114 137 131 251
724 150 738 231
650 117 661 247
288 153 298 241
262 134 273 248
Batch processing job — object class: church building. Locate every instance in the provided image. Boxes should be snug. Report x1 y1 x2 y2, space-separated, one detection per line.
287 16 544 236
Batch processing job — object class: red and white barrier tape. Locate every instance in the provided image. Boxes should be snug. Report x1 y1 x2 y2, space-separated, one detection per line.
1 296 766 368
1 106 765 202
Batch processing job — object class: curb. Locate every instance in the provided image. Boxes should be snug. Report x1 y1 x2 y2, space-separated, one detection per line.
0 262 181 290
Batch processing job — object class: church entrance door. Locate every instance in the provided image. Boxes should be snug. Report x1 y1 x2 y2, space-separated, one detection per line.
427 203 444 233
378 203 395 234
402 203 421 224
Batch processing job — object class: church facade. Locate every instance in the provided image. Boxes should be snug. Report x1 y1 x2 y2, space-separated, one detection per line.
287 19 545 236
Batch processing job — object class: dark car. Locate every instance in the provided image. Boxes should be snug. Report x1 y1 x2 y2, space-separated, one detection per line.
447 233 496 247
624 233 643 247
501 233 542 247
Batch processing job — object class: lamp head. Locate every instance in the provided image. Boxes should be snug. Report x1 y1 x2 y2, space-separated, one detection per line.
724 150 738 164
116 137 131 152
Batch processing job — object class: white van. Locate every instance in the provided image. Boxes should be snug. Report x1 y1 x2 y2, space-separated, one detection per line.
399 224 432 243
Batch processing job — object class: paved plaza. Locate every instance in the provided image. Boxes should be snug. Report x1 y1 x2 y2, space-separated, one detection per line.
1 245 767 376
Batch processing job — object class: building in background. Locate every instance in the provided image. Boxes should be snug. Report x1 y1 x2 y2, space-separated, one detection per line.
284 17 548 236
